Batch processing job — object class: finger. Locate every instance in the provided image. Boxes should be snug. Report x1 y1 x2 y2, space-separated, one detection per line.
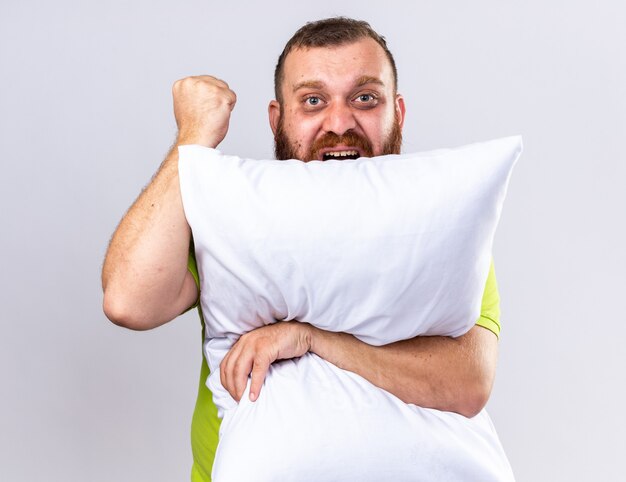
220 352 234 400
249 357 271 402
197 75 229 88
232 356 254 402
220 343 241 400
225 89 237 108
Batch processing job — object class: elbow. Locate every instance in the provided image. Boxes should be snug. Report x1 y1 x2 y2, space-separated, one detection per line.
102 289 156 331
455 379 493 418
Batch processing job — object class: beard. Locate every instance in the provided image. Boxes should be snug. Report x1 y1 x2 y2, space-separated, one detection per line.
274 110 403 161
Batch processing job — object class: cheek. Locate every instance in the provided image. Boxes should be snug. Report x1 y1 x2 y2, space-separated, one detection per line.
286 113 319 145
366 110 396 149
361 117 388 150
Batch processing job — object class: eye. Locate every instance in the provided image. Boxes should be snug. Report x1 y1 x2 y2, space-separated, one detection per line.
353 93 379 108
305 96 322 106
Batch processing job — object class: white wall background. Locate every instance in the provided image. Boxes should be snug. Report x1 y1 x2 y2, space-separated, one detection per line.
1 1 624 480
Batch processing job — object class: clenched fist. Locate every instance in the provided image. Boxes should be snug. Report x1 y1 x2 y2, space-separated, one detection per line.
172 75 237 148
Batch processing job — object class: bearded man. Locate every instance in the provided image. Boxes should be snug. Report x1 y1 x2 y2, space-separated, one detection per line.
102 17 512 481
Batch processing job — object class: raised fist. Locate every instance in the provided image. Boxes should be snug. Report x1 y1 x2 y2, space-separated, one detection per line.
172 75 237 148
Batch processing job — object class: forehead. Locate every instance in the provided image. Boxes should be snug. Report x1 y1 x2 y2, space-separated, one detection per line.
281 37 395 97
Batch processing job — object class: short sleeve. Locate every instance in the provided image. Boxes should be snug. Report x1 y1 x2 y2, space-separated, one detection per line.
475 258 501 338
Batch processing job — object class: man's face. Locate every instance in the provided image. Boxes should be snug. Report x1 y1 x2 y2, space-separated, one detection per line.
269 37 406 162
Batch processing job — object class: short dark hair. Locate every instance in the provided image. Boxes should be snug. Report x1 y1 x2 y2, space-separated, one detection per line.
274 17 398 103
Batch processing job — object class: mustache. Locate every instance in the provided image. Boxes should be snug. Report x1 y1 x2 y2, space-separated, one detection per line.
308 130 374 160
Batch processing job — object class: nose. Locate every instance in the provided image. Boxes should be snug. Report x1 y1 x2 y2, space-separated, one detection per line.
322 102 357 136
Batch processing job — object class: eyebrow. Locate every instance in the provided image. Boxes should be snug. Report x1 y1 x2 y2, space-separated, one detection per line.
354 75 385 87
292 80 325 92
292 76 385 93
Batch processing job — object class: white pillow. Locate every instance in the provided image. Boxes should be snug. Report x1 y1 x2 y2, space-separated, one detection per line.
179 136 521 346
178 136 521 481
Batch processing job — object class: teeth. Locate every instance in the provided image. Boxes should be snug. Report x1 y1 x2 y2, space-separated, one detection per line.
325 150 358 157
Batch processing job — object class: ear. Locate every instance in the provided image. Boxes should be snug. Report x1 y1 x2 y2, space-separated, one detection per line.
268 100 281 136
395 94 407 129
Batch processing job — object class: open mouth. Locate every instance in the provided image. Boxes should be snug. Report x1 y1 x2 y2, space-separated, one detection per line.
322 150 361 161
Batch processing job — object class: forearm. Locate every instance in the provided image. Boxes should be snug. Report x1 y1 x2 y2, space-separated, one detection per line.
308 324 498 417
102 145 195 329
102 76 236 330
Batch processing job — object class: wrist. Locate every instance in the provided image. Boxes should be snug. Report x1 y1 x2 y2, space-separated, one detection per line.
300 323 315 354
176 131 220 149
306 323 324 355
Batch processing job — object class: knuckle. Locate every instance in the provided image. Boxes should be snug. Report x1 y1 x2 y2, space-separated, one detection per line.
214 77 228 88
174 77 194 94
251 342 265 356
172 78 185 93
253 355 268 368
232 359 245 374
